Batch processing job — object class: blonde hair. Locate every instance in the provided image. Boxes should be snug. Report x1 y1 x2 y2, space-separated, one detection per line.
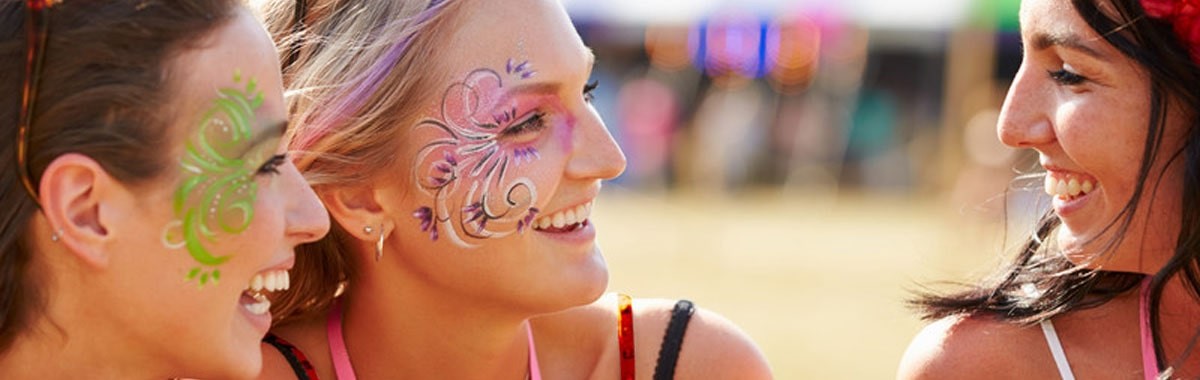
257 0 464 323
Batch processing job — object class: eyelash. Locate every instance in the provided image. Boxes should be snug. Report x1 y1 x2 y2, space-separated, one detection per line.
256 154 288 176
1048 68 1087 86
500 112 547 137
583 80 599 102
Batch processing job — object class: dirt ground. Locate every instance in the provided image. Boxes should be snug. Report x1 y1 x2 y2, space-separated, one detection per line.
594 188 1017 379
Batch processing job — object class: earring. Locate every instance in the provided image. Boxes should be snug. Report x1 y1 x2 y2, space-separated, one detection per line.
50 228 62 242
364 225 374 234
375 230 386 262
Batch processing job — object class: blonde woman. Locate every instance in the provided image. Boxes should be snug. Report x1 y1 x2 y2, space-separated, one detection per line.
255 0 771 378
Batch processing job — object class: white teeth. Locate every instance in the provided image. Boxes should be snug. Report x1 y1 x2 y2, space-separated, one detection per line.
243 292 270 315
531 201 594 231
1044 175 1097 199
247 270 290 293
575 204 590 221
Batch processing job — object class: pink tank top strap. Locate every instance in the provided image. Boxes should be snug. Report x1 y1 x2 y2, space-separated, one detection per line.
1139 276 1158 380
327 299 357 380
527 321 542 380
325 299 542 379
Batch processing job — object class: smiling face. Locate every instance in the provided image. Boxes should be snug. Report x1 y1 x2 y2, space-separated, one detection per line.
97 8 328 378
999 0 1190 271
372 0 625 312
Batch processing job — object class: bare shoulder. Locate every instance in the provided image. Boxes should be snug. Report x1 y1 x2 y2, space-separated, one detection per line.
897 314 1054 380
256 314 332 380
632 297 772 379
533 294 770 379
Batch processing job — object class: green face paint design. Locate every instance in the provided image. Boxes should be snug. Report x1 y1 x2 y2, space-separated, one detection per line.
169 72 265 286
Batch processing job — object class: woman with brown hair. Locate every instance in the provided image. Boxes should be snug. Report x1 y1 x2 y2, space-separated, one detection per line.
0 1 328 378
900 0 1200 378
255 0 771 378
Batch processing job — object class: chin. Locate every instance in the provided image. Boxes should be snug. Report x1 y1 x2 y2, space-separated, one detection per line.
204 348 263 380
1056 226 1134 270
576 246 610 303
538 247 609 313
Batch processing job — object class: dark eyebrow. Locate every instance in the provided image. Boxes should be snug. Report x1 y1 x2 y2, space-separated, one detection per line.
1031 32 1110 61
236 120 287 158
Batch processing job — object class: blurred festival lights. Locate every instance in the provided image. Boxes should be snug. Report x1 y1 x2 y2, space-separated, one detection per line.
641 9 850 92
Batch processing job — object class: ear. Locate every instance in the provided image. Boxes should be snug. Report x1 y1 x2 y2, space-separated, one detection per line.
319 185 391 241
38 153 115 268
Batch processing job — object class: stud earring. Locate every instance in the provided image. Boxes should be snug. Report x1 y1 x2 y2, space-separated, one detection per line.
50 228 61 242
364 225 374 235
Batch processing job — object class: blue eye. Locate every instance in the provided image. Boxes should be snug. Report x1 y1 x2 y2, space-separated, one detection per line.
583 80 599 103
1048 69 1086 85
256 154 287 175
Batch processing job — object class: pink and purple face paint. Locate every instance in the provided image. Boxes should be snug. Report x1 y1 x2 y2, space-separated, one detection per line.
411 59 556 247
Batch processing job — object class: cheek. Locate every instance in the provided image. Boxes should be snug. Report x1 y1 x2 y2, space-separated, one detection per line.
1057 99 1147 188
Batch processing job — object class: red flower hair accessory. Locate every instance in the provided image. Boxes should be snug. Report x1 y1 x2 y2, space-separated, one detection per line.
1141 0 1200 63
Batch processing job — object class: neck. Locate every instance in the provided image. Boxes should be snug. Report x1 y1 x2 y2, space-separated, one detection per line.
0 314 169 379
1151 275 1200 376
340 267 532 380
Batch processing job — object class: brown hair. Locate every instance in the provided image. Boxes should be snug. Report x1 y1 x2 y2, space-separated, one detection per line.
0 0 239 353
912 0 1200 371
257 0 465 323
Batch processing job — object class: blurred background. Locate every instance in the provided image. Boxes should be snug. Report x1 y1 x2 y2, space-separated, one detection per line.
563 0 1051 378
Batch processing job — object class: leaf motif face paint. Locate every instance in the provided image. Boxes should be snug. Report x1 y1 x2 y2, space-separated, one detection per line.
164 71 266 285
412 59 558 247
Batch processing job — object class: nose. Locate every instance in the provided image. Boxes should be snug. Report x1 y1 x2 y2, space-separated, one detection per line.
282 162 331 244
566 106 626 181
997 63 1056 149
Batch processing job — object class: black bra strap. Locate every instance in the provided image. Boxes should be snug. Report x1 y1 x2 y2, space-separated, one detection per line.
263 333 315 380
653 299 696 380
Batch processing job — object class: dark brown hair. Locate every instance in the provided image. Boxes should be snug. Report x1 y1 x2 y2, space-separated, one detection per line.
912 0 1200 371
0 0 239 353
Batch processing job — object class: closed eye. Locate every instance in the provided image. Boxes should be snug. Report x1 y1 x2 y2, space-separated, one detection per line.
583 80 599 103
499 112 547 138
256 154 287 176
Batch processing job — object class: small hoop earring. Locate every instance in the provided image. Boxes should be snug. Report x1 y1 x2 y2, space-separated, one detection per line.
375 230 386 262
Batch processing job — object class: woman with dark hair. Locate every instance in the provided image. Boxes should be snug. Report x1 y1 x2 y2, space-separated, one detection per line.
0 1 328 378
899 0 1200 378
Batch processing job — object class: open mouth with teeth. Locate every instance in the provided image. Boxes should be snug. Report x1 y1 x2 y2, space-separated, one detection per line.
1044 174 1098 201
531 201 592 233
241 269 290 316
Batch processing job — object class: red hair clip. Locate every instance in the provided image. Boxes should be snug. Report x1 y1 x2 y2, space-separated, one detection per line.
1141 0 1200 62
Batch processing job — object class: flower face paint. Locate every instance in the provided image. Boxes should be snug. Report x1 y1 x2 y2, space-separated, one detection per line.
412 59 566 247
165 72 275 285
